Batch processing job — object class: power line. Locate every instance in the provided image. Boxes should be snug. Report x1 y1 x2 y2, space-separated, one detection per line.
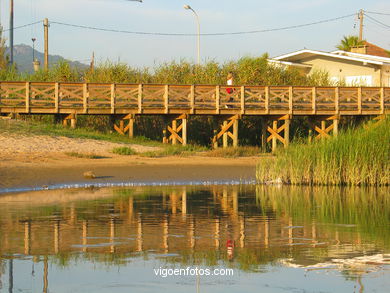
50 13 356 37
365 14 390 29
2 20 42 32
365 17 390 32
365 11 390 16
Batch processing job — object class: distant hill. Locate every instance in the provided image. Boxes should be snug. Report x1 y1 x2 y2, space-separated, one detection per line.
7 44 89 73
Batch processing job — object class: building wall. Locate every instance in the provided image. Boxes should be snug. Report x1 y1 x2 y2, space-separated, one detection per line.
298 56 382 86
382 65 390 87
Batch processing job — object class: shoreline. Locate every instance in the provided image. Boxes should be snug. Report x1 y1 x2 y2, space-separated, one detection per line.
0 154 258 192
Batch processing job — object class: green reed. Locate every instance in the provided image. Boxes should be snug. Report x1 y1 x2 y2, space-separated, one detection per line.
257 119 390 186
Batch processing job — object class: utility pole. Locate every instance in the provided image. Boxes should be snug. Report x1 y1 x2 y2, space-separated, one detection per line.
358 9 364 41
44 18 49 70
9 0 14 65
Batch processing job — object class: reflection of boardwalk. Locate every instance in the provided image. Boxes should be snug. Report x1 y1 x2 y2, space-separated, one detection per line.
1 82 389 149
0 185 383 264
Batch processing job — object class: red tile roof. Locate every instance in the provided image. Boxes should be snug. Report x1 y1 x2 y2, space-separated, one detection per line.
363 42 390 58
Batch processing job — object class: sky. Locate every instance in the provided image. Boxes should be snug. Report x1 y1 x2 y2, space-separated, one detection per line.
1 0 390 68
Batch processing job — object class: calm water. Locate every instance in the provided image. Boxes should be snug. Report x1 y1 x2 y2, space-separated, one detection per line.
0 185 389 293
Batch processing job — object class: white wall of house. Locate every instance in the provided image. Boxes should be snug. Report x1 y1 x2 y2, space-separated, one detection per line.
300 56 382 86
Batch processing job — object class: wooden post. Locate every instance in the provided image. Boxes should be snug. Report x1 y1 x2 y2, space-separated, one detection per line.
44 18 49 71
223 120 228 148
164 85 169 114
213 129 218 149
335 87 339 114
233 118 238 147
265 86 269 114
288 86 293 114
172 119 177 145
138 84 143 114
285 118 290 147
25 82 30 113
119 120 124 133
70 114 76 129
110 84 115 114
240 86 245 114
357 87 362 114
129 115 134 138
182 116 187 146
83 83 88 114
216 85 220 114
55 82 59 113
312 87 316 114
380 87 384 114
162 129 167 144
321 120 326 138
272 120 277 152
190 85 195 114
333 118 339 137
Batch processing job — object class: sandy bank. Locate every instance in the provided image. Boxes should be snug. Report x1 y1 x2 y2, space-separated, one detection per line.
0 133 259 190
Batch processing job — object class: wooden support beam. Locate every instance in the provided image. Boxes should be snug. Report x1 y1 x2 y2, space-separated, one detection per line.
212 115 240 149
265 115 291 152
233 118 238 147
223 120 228 148
113 114 136 137
310 115 339 140
63 113 77 129
164 114 188 145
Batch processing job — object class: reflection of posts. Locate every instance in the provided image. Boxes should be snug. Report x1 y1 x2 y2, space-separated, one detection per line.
82 220 88 253
137 214 143 252
214 218 220 248
311 220 317 247
232 188 238 218
54 220 60 254
189 215 195 250
43 256 48 293
288 217 293 245
264 217 269 248
8 259 13 293
128 197 134 223
163 215 169 253
24 221 31 255
110 217 115 254
170 192 178 214
182 190 187 216
240 216 245 248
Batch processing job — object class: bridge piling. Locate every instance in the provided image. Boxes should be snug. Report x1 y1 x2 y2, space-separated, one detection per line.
212 115 239 149
163 114 187 145
113 114 135 138
266 115 291 152
310 115 339 140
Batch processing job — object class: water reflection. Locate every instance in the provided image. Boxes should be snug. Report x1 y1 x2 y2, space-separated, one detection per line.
0 185 389 292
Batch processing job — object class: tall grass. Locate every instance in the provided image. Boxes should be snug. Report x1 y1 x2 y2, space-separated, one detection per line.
257 119 390 186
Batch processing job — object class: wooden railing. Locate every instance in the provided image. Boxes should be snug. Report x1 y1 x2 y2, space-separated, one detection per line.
0 82 389 115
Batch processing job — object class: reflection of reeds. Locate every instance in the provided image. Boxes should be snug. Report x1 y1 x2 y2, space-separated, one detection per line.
255 185 390 246
256 119 390 186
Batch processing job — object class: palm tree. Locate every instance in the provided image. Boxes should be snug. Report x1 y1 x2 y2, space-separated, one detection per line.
336 35 365 52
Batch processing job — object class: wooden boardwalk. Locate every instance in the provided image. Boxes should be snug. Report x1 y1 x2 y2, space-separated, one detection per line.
1 82 389 150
